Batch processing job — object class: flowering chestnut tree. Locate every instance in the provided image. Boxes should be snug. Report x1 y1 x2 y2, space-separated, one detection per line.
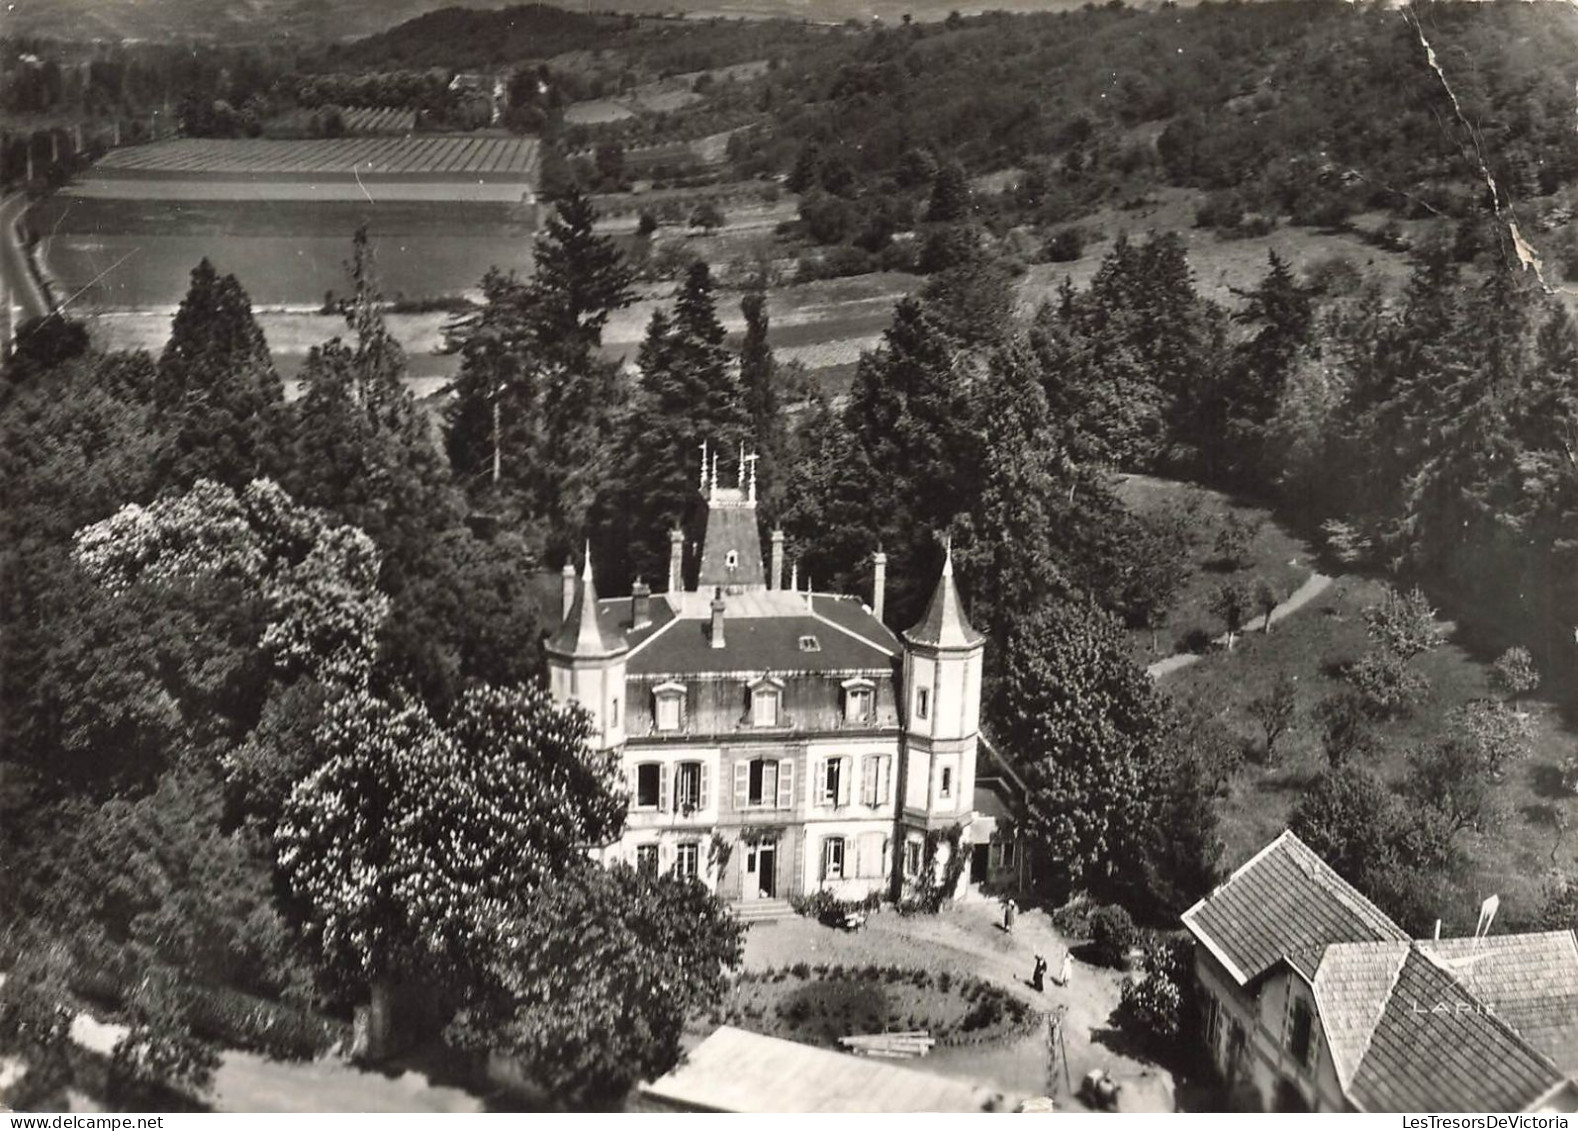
73 477 387 689
275 684 625 994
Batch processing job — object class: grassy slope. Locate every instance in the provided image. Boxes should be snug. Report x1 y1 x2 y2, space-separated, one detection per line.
1126 477 1577 931
1114 474 1310 664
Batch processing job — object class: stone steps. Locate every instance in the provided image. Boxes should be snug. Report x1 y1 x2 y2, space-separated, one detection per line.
731 898 794 923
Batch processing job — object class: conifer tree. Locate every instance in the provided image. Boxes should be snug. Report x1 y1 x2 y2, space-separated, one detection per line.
612 262 747 587
739 290 784 518
926 160 970 223
287 231 536 707
840 296 978 625
444 189 633 526
157 258 284 490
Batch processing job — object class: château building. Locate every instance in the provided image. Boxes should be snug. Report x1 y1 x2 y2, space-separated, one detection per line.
546 448 994 906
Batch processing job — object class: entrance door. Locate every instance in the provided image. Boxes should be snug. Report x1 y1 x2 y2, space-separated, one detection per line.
757 844 777 898
744 845 760 900
970 844 989 884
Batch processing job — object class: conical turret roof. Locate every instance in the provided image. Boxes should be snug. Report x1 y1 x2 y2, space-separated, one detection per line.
547 544 628 659
903 541 984 650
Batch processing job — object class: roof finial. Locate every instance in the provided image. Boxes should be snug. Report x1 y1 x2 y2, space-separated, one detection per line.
942 532 954 577
700 438 710 492
744 451 759 503
710 450 719 499
583 539 594 581
738 441 746 488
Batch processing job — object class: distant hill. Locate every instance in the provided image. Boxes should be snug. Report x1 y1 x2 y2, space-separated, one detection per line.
2 0 1091 44
1 0 525 43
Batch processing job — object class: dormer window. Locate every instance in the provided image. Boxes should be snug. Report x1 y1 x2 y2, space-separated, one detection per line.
842 677 874 724
798 635 821 653
752 688 779 727
653 681 686 733
725 549 739 571
747 675 784 728
916 687 930 721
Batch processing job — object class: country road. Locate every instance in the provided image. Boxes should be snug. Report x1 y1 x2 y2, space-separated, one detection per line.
1 192 52 326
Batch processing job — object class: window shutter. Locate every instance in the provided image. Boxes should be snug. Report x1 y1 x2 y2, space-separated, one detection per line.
837 757 852 807
777 759 794 810
627 765 638 804
861 756 875 806
879 755 892 805
819 838 829 881
812 759 824 808
659 762 670 813
699 764 710 811
734 761 749 810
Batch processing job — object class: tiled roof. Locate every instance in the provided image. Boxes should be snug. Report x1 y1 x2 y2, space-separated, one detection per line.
621 593 896 676
1182 830 1407 986
1311 942 1410 1093
1187 831 1578 1113
1420 931 1578 1075
1347 946 1567 1112
903 543 983 650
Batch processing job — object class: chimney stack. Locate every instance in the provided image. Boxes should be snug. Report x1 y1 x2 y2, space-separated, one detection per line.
790 558 799 594
631 577 652 630
561 558 577 621
872 549 888 624
668 528 684 593
770 529 785 591
709 587 726 649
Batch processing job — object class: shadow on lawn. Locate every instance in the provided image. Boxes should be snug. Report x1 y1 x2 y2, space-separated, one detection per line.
1529 762 1572 802
1089 1022 1153 1065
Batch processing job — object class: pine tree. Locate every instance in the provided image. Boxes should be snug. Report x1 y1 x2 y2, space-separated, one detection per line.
157 258 284 490
926 160 970 223
529 186 635 357
284 231 546 708
611 263 748 587
739 290 784 519
444 190 633 521
951 342 1069 652
842 296 978 625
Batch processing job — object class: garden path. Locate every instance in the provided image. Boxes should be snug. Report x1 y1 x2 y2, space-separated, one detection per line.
739 898 1175 1111
1146 570 1334 680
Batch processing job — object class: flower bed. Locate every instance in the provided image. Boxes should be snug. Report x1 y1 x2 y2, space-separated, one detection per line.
715 964 1035 1049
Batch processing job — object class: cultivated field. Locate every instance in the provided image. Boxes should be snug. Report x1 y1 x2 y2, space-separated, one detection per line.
72 136 540 202
35 196 537 309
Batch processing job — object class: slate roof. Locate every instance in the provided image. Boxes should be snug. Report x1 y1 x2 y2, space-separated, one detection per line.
1181 830 1408 986
617 593 897 677
546 547 627 659
696 496 767 590
903 544 983 650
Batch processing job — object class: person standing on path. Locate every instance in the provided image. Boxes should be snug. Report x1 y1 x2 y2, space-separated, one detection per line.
1003 898 1017 934
1058 950 1072 988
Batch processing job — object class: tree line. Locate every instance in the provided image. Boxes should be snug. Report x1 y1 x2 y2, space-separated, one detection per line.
0 201 746 1109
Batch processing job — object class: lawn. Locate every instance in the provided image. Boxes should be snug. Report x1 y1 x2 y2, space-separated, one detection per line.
713 963 1034 1050
1114 474 1311 664
1132 478 1578 928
